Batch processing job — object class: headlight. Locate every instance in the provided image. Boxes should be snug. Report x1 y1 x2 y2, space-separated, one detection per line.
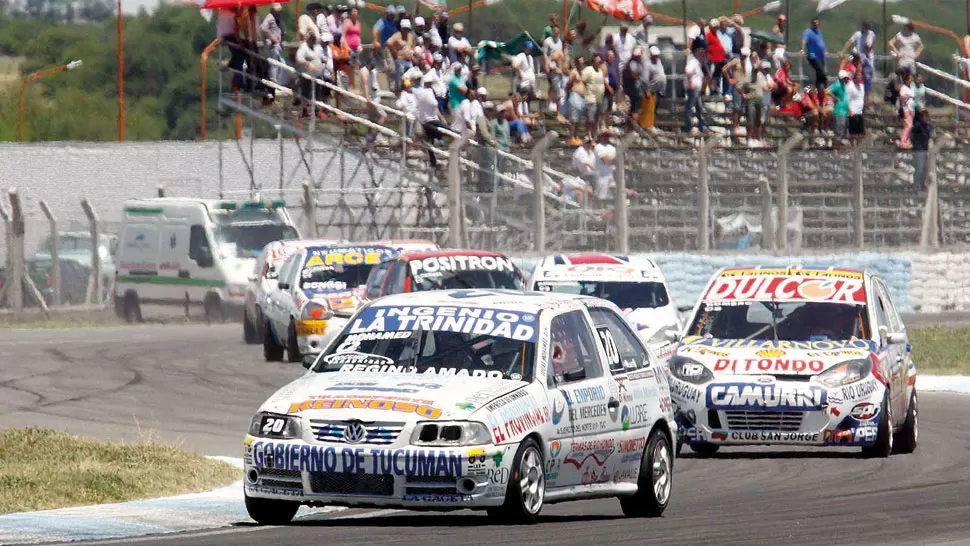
815 359 871 388
410 421 491 446
668 355 714 385
248 412 302 439
301 301 333 321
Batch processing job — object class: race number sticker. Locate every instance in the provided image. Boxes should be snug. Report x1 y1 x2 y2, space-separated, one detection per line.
596 327 621 368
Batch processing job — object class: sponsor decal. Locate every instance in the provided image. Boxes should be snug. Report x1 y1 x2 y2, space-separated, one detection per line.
287 397 442 418
618 436 646 463
334 363 504 378
704 275 866 304
466 448 488 475
840 378 880 401
485 395 547 443
680 427 707 442
545 440 563 483
706 383 827 411
325 381 421 394
680 337 875 351
304 246 396 268
564 439 615 470
402 494 473 502
245 484 304 497
679 345 730 357
620 404 650 431
850 402 880 421
551 395 566 425
728 431 820 443
463 382 521 407
295 320 328 337
409 255 515 276
486 467 510 485
710 430 728 441
252 442 463 477
303 280 349 291
756 348 785 358
483 390 530 412
679 363 708 379
713 358 825 374
806 349 866 358
822 426 878 445
323 352 394 366
349 305 538 342
669 380 703 404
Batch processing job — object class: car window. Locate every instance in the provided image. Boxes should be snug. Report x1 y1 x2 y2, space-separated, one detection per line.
386 262 407 294
588 307 652 374
188 225 212 267
871 285 891 333
548 310 603 386
876 280 904 332
365 262 391 299
277 254 300 287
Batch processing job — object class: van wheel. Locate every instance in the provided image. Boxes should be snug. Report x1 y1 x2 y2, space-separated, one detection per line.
620 427 673 517
263 321 284 362
243 310 258 344
286 320 302 363
204 294 225 324
122 293 142 323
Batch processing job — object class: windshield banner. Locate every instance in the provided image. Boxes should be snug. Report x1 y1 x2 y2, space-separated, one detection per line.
704 275 866 304
680 336 877 352
409 255 516 276
348 305 538 342
304 246 397 268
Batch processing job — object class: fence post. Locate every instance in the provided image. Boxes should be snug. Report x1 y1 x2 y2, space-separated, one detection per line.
447 130 472 249
531 132 558 253
157 185 165 197
697 139 717 252
7 189 26 313
302 182 318 238
853 148 865 249
80 199 101 305
39 200 60 307
776 133 805 251
0 201 11 308
614 133 636 254
920 135 951 248
760 176 775 251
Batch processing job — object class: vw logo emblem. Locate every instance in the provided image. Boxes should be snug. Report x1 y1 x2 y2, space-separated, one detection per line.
342 422 367 444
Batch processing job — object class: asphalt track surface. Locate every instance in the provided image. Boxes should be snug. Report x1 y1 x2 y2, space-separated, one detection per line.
2 324 970 546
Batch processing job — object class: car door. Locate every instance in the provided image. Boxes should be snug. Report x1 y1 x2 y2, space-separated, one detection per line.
873 279 908 421
363 261 392 302
267 254 300 340
588 305 667 485
544 309 619 488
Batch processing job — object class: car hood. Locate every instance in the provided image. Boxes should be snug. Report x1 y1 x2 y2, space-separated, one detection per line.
259 371 529 421
675 336 878 376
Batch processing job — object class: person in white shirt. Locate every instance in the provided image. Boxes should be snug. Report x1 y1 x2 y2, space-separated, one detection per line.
846 69 866 146
572 135 596 176
260 3 286 85
448 22 473 62
683 47 709 134
395 78 418 136
463 87 485 133
508 41 537 102
451 88 469 134
614 23 641 108
296 32 334 118
686 18 706 52
592 131 616 203
414 72 448 167
429 53 449 112
889 23 923 73
314 4 333 43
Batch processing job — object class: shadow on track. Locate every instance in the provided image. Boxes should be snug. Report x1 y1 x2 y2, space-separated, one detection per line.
231 513 627 529
680 449 864 460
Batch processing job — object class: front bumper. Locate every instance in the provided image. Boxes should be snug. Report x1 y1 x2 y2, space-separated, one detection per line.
295 317 348 355
670 375 886 447
243 437 513 508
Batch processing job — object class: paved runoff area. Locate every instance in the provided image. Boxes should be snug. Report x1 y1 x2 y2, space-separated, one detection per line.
1 325 969 545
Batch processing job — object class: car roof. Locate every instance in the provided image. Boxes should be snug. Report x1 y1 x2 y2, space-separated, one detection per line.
369 289 595 313
401 249 512 260
535 253 663 280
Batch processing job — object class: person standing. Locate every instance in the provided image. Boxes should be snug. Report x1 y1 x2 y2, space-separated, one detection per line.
477 102 499 193
684 47 709 135
640 46 666 131
911 109 931 192
771 14 787 68
621 47 643 120
582 54 607 137
705 18 726 96
260 3 285 87
847 69 866 146
829 70 851 146
386 18 416 92
840 21 875 101
890 22 924 74
898 71 915 149
566 57 587 146
414 72 447 167
801 17 827 89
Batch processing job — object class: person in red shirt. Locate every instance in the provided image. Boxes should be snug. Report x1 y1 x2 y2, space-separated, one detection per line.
799 86 822 132
705 19 726 96
772 58 798 107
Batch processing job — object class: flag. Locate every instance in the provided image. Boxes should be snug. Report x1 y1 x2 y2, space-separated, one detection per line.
476 32 537 64
817 0 850 13
582 0 649 22
419 0 446 10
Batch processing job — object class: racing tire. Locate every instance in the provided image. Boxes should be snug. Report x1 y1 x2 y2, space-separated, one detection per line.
487 438 545 524
243 311 258 344
263 320 285 362
689 442 720 457
286 320 301 363
894 390 919 454
244 493 299 525
862 391 893 458
121 292 142 323
619 427 673 518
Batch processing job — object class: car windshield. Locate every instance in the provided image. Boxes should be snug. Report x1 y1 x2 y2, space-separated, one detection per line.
687 301 869 341
313 304 539 381
42 236 92 253
408 255 522 291
218 222 298 258
534 280 669 309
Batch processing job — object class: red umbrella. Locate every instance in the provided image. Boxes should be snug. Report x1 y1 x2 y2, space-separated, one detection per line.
581 0 649 22
201 0 289 9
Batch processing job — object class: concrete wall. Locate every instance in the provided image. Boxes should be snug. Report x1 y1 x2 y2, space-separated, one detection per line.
512 251 970 314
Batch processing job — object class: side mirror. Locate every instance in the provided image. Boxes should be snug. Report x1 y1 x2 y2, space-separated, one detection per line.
301 354 317 369
278 281 290 290
878 325 890 346
887 332 907 345
563 368 587 382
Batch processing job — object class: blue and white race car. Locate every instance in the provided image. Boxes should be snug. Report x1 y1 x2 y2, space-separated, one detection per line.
243 289 676 524
668 266 918 458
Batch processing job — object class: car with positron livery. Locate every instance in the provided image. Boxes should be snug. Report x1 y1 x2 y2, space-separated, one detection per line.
668 266 918 458
362 249 525 301
243 289 676 525
262 244 399 362
244 238 343 344
528 254 683 362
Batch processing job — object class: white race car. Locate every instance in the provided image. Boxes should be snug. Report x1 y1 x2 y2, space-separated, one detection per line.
358 239 441 253
669 266 918 458
244 238 343 345
528 254 683 363
262 244 399 362
243 289 676 525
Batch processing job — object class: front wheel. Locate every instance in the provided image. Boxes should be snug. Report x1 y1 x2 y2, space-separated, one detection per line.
862 391 893 458
244 493 299 525
286 320 302 363
263 320 284 362
620 427 673 518
894 390 918 454
487 439 545 524
243 310 258 344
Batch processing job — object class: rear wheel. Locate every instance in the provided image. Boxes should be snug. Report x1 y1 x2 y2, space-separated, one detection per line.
243 310 258 344
894 390 918 454
122 292 142 323
487 438 544 524
286 320 302 363
263 320 284 362
620 427 672 517
862 391 893 458
244 492 299 525
204 294 225 324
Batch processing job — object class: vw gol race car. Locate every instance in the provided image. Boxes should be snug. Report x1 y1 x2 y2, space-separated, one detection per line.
362 249 524 301
243 289 676 525
244 238 343 344
262 244 398 362
668 267 918 458
528 254 683 363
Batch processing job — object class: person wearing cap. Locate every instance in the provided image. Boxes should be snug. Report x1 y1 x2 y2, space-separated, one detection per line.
705 17 726 96
829 70 850 145
640 45 666 130
621 46 645 119
372 4 398 74
427 53 448 112
612 22 641 108
503 40 537 102
298 3 321 42
723 46 751 135
387 19 416 92
448 22 472 63
260 3 286 87
464 87 486 134
447 62 468 113
492 102 511 152
296 30 334 119
544 25 566 115
327 5 343 45
412 71 446 166
572 135 597 192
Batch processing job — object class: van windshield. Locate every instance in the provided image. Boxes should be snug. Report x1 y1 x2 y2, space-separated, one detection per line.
218 223 298 258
